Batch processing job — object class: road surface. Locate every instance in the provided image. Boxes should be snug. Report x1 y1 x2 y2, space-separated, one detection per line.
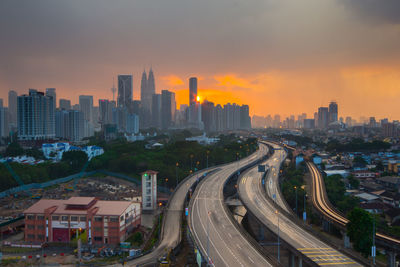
188 144 274 267
238 142 361 266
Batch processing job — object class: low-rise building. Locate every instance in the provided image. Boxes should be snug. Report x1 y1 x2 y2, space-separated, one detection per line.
23 197 140 244
42 143 104 161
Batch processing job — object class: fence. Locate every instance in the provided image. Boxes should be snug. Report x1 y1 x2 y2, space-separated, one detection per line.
0 170 172 198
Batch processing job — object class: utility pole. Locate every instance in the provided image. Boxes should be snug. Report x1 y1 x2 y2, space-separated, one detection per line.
294 186 298 216
175 162 179 188
207 211 211 264
276 210 280 263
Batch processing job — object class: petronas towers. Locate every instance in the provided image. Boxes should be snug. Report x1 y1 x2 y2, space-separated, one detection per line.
141 68 155 112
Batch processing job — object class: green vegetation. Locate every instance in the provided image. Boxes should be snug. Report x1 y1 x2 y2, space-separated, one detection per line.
281 162 308 216
126 232 144 247
0 133 257 192
347 208 373 257
87 134 257 188
326 138 390 152
324 174 359 214
348 175 360 189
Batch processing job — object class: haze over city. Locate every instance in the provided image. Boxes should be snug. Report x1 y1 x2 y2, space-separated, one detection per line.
1 0 400 119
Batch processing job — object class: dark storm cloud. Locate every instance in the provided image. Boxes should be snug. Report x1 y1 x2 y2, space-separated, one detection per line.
339 0 400 24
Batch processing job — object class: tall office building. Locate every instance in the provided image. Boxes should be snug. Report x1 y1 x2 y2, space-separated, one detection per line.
328 101 338 123
55 110 84 141
151 94 162 128
8 90 18 128
189 77 198 105
126 113 139 134
59 99 71 110
161 90 176 129
0 100 9 138
215 104 224 132
99 99 114 126
46 88 56 109
118 75 133 108
317 107 329 129
79 95 94 137
17 89 55 140
79 95 93 123
45 88 56 135
239 105 251 129
201 100 216 132
146 68 155 108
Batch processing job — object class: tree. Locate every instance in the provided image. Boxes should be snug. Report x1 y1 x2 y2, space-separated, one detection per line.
5 142 24 157
347 208 373 257
61 150 88 172
348 175 360 189
353 156 367 165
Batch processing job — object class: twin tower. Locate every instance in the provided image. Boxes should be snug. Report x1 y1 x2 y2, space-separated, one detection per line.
140 68 156 111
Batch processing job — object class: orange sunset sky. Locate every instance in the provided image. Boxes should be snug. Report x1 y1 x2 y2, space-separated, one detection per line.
1 0 400 120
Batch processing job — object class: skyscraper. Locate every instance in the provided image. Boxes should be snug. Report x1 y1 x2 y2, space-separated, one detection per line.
147 68 156 103
55 109 84 141
140 70 148 108
201 100 216 132
59 99 71 110
328 101 338 123
161 90 176 129
151 94 162 128
239 105 251 129
99 99 114 126
189 77 197 105
318 107 329 129
118 75 133 108
17 89 55 140
0 99 9 138
46 88 56 109
79 95 93 123
8 90 17 128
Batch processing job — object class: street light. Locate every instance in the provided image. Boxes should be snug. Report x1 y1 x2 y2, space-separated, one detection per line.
206 150 210 169
275 210 280 263
175 163 179 188
207 211 211 263
190 154 194 171
294 186 298 216
301 185 306 222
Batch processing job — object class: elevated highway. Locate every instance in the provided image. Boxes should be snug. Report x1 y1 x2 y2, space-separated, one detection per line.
307 161 400 266
188 144 277 266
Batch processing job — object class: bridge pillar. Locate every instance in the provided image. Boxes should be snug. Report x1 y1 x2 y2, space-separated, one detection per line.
289 252 295 267
298 256 302 267
322 219 330 232
342 232 351 248
258 226 264 241
387 250 397 267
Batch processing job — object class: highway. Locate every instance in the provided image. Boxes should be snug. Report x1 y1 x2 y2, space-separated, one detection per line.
238 142 361 266
127 167 216 266
188 144 275 267
307 161 400 248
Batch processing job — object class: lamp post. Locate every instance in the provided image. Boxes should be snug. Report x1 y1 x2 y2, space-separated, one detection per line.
206 150 210 169
294 186 298 216
207 211 211 263
175 163 179 188
275 210 280 263
301 185 306 222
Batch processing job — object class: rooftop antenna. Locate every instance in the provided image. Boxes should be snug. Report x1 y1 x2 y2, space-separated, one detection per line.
111 77 116 101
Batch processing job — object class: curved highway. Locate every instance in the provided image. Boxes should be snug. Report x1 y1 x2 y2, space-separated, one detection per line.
238 142 361 266
307 161 400 247
188 144 275 267
127 167 217 266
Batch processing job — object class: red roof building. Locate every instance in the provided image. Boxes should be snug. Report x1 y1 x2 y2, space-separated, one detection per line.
23 197 141 245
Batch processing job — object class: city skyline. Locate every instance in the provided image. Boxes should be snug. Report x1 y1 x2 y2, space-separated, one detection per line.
1 1 400 120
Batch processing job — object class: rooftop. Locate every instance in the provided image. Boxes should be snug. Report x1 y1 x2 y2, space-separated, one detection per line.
23 197 137 216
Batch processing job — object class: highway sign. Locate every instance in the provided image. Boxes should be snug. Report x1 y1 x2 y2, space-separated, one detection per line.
372 246 376 257
258 165 265 172
303 211 307 221
185 207 189 216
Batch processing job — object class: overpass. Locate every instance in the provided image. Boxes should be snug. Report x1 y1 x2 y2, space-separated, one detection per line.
238 141 362 266
188 143 280 266
307 161 400 267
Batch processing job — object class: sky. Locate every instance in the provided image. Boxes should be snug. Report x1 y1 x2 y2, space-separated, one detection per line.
1 0 400 120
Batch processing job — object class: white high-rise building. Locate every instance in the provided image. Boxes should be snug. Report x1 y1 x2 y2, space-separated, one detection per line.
17 89 55 140
8 90 18 128
79 95 94 137
141 170 158 211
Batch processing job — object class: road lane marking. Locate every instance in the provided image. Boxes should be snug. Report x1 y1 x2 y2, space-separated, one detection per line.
318 262 357 265
248 256 255 263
